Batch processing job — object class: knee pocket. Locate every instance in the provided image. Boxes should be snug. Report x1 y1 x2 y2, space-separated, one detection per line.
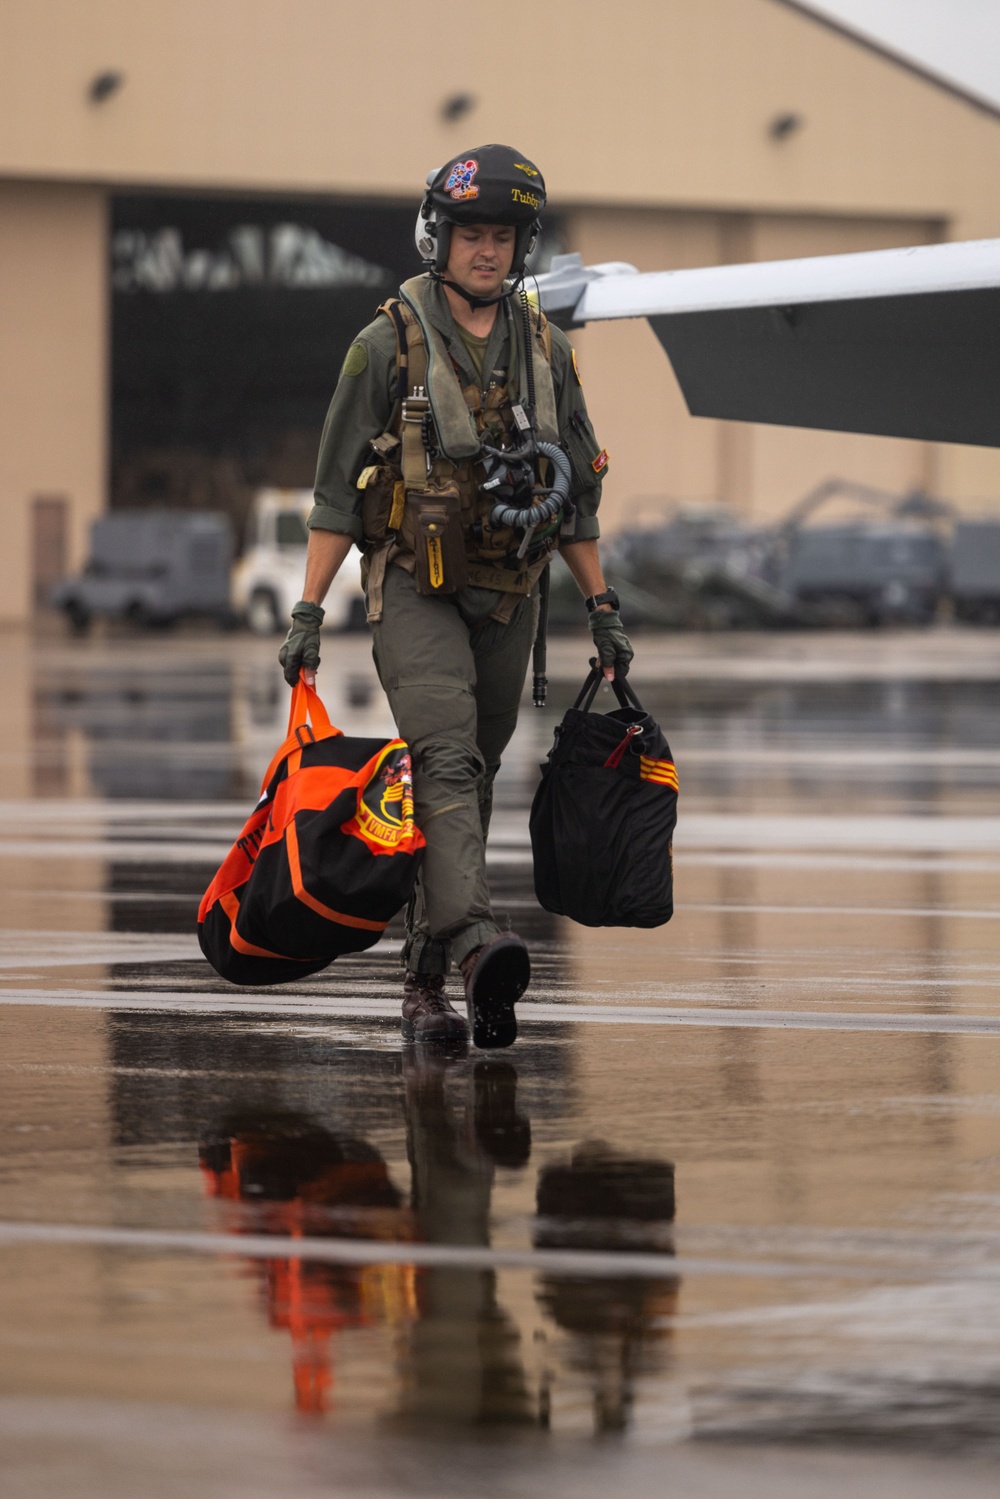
388 680 478 745
414 738 485 787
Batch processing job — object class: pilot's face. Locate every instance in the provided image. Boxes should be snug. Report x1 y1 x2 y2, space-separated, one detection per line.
445 223 516 300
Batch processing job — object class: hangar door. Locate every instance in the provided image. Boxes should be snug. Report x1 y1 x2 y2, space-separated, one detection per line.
110 194 417 543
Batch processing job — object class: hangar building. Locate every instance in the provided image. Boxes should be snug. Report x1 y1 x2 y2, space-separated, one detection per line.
3 0 1000 621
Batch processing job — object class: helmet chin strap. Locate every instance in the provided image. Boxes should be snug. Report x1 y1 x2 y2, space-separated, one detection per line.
431 269 520 311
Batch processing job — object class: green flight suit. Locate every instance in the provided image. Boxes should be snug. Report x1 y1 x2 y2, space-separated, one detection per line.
309 274 605 975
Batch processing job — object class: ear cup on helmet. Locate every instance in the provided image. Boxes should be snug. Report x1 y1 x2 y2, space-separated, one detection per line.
512 221 540 276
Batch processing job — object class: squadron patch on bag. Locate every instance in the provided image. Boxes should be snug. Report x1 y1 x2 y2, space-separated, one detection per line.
342 342 369 377
345 744 418 852
592 448 609 475
445 159 480 201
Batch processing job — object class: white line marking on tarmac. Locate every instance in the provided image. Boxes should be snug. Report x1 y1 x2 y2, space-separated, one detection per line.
679 903 1000 920
1 812 1000 861
0 988 998 1035
0 1220 966 1283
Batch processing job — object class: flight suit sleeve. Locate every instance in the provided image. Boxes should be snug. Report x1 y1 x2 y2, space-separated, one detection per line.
308 316 399 542
550 324 607 542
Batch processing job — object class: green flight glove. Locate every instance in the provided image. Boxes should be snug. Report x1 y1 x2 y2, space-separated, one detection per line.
278 599 325 687
588 607 634 676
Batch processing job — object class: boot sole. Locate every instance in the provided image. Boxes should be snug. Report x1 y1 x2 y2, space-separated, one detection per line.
400 1015 469 1048
466 937 530 1050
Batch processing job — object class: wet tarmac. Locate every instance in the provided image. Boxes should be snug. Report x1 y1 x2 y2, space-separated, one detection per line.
1 624 1000 1497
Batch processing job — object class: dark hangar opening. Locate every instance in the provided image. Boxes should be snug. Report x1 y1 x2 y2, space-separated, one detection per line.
110 193 418 542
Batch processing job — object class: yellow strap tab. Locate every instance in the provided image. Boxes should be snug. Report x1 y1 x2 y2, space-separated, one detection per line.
389 480 406 531
427 535 444 590
356 464 378 490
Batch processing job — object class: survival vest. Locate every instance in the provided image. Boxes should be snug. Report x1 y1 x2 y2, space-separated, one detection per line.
358 275 564 619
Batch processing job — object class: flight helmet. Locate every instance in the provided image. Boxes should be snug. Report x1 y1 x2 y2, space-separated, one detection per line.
415 143 546 277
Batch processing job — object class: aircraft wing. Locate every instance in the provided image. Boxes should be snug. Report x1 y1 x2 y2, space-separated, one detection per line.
535 240 1000 448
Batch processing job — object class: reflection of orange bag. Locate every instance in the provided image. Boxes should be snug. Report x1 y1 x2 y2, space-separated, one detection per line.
198 678 424 986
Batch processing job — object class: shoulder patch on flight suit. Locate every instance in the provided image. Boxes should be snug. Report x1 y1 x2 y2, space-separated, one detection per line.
592 448 609 475
571 347 583 384
342 342 369 377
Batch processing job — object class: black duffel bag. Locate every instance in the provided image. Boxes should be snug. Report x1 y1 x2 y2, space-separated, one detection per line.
529 664 678 927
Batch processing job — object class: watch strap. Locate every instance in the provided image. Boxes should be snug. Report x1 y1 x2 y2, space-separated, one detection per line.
585 589 620 612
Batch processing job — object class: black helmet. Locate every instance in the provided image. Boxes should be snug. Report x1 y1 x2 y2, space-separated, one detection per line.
415 144 546 276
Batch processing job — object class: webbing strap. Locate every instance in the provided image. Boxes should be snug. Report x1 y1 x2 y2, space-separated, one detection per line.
365 541 395 624
573 663 645 715
258 679 342 795
379 299 410 406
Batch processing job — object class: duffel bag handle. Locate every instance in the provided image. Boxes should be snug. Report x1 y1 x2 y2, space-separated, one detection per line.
258 675 340 796
575 660 646 715
285 673 333 737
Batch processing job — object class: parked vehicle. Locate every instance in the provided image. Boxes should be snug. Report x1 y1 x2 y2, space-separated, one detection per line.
231 489 367 635
950 519 1000 623
573 481 956 631
764 480 949 625
776 521 946 625
51 509 234 632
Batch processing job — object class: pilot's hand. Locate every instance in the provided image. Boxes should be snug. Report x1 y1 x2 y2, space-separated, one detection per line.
588 607 634 680
278 600 325 687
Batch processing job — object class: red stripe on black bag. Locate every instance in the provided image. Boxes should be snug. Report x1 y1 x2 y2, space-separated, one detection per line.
529 664 677 928
198 677 425 985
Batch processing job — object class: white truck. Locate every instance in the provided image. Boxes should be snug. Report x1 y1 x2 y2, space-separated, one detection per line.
232 489 366 635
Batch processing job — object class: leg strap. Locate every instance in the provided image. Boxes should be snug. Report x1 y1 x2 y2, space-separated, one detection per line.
366 542 396 624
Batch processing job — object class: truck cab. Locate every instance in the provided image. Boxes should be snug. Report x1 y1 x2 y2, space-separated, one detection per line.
232 489 366 635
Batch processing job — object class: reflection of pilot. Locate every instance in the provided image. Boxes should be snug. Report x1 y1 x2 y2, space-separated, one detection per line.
390 1050 536 1429
199 1114 417 1415
534 1141 678 1434
199 1063 536 1427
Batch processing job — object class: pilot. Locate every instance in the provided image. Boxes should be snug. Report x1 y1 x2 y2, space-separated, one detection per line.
279 144 632 1048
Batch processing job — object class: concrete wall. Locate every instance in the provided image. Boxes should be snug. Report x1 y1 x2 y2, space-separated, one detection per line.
0 181 107 623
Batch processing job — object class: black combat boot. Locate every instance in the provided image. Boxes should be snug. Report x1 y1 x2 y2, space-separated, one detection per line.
459 933 530 1050
401 971 469 1046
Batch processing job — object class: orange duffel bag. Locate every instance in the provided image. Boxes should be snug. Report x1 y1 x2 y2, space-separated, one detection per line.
198 676 424 985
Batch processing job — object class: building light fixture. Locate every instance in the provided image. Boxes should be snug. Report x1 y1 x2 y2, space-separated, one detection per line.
441 92 476 123
769 111 804 141
89 70 125 104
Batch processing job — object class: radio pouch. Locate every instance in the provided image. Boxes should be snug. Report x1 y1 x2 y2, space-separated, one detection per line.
406 484 468 596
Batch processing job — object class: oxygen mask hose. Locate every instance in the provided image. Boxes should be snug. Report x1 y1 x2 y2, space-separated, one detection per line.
482 441 571 530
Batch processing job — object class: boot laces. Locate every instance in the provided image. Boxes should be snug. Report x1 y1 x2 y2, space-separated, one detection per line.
409 974 449 1011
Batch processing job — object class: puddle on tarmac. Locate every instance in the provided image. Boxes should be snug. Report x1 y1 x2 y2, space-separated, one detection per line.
0 632 998 1452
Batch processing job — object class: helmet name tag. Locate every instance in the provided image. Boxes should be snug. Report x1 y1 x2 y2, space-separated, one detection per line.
511 188 541 210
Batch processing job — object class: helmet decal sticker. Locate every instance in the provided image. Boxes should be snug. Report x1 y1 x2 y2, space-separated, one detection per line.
445 159 480 201
511 188 541 210
513 161 539 177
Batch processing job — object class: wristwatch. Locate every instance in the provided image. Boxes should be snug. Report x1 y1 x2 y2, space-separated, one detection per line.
585 588 620 612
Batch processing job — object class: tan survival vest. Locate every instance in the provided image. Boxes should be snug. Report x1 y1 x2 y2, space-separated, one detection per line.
358 275 562 623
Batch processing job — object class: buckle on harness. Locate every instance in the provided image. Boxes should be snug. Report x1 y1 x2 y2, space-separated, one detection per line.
401 387 430 424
